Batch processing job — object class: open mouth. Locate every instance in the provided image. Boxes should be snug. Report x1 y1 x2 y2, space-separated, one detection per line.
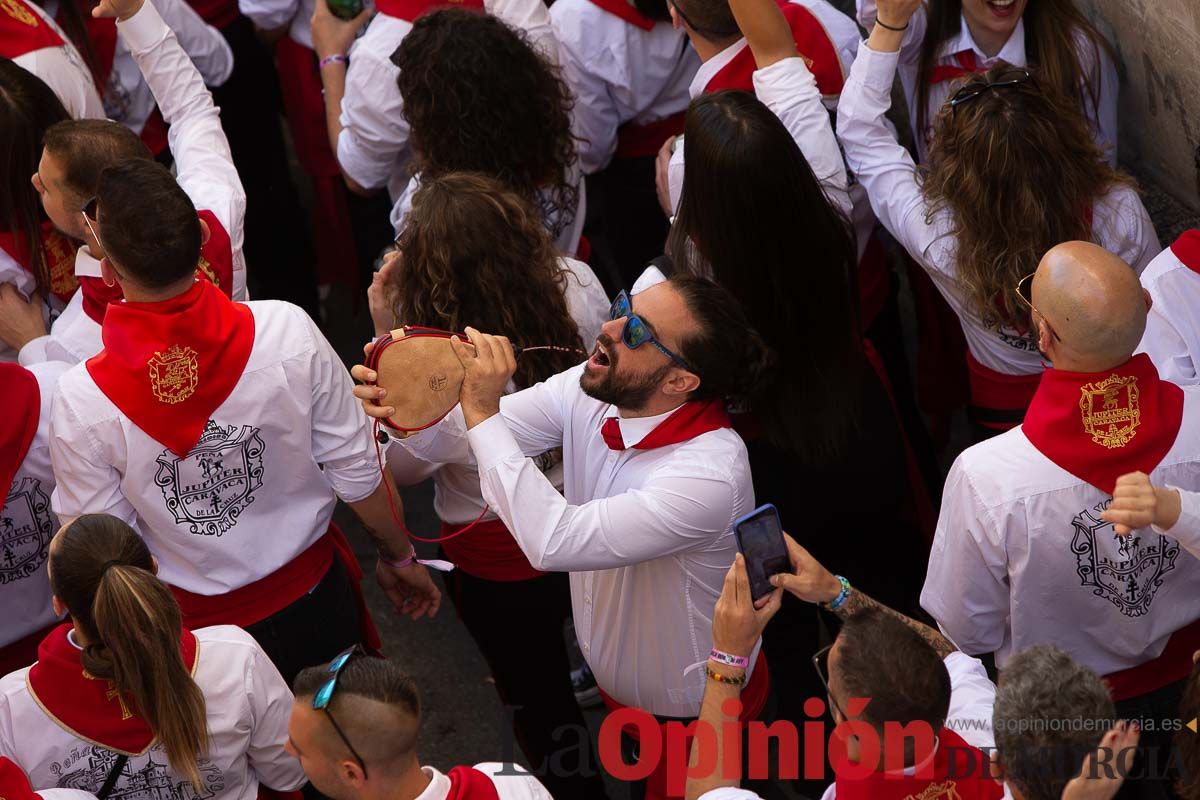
985 0 1017 17
587 342 612 370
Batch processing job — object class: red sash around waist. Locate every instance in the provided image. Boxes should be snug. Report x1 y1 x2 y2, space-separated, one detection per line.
965 351 1042 431
169 525 382 651
440 518 544 582
615 111 687 160
1103 616 1200 702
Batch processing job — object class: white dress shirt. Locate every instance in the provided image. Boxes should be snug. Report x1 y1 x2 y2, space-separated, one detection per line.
386 257 610 526
401 364 756 717
1137 240 1200 385
855 1 1118 165
2 362 68 649
665 0 858 215
48 300 380 595
0 626 305 800
837 41 1159 377
413 764 551 800
13 1 105 120
921 387 1200 678
550 0 698 174
16 3 249 368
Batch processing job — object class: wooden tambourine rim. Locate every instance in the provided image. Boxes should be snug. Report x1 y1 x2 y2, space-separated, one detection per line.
365 327 468 435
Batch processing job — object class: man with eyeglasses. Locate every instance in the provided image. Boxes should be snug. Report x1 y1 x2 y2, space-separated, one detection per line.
923 241 1200 796
288 652 551 800
354 274 772 799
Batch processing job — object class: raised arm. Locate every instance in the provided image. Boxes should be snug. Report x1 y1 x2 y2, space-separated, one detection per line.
153 0 235 87
727 0 796 68
855 0 927 64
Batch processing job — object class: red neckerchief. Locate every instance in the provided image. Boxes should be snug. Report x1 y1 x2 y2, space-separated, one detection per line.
79 211 235 325
0 0 64 58
0 222 79 303
835 728 1003 800
373 0 482 22
86 279 255 457
444 767 501 800
928 50 982 85
601 398 732 450
26 624 199 755
1022 354 1183 495
705 2 844 95
55 0 116 90
0 364 40 515
0 757 39 800
583 0 655 30
1170 230 1200 274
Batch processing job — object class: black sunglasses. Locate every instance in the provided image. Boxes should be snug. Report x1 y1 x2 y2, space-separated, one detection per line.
812 643 847 721
948 68 1035 111
312 645 369 778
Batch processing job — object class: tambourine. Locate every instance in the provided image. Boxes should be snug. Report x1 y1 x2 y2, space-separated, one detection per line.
364 327 469 436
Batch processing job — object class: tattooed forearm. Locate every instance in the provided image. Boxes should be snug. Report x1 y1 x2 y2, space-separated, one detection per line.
834 589 956 659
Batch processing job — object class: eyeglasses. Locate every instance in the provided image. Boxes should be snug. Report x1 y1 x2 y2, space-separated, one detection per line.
313 645 369 778
812 643 848 721
81 196 103 251
948 68 1035 111
609 290 695 372
1014 272 1062 343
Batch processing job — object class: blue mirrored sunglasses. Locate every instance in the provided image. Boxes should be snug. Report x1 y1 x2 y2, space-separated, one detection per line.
313 645 369 778
609 291 694 372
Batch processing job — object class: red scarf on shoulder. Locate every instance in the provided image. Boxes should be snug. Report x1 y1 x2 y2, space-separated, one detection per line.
26 624 199 755
0 364 40 515
835 728 1003 800
0 222 79 303
373 0 482 21
704 2 843 96
445 767 500 800
0 0 64 58
1022 354 1183 495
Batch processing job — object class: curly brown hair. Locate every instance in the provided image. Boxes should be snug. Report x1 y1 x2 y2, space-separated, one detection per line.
391 8 579 242
390 172 585 389
920 65 1133 332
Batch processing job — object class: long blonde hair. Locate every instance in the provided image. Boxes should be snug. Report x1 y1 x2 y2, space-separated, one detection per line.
920 66 1132 331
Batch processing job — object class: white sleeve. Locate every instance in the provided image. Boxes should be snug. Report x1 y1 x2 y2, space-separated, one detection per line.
753 57 851 218
1138 305 1196 386
943 651 997 752
485 0 557 63
560 256 610 346
466 413 737 571
48 386 140 526
337 46 409 193
1073 27 1118 167
14 48 105 120
836 43 940 274
237 0 299 34
298 311 382 503
1103 189 1160 276
667 144 684 214
920 458 1011 657
696 790 766 800
243 638 307 790
1154 487 1200 562
150 0 234 86
118 1 246 292
853 0 926 64
551 9 621 174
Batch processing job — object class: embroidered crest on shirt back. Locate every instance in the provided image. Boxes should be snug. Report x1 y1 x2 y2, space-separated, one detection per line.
1071 500 1179 617
1 0 37 25
0 477 52 585
1079 374 1140 449
147 345 199 405
154 420 265 536
51 747 223 800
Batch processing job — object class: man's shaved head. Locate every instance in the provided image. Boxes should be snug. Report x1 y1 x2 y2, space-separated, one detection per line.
1031 241 1149 371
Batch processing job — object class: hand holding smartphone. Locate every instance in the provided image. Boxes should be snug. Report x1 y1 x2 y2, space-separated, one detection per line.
733 504 789 602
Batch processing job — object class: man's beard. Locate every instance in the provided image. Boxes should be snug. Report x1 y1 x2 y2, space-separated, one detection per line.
580 337 673 410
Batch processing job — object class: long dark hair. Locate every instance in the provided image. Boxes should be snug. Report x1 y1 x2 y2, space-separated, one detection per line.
50 515 209 788
391 172 585 388
0 59 70 298
914 0 1117 143
392 8 578 243
668 90 862 461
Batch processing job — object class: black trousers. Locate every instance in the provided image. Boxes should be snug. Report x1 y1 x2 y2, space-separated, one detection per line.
443 565 610 800
209 16 320 318
1113 679 1186 800
245 556 363 689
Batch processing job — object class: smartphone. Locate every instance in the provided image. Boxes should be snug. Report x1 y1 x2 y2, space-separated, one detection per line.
327 0 363 20
734 504 789 602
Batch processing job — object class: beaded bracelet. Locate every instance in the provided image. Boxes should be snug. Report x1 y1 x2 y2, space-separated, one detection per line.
709 648 750 669
319 53 350 70
826 575 852 611
704 665 748 686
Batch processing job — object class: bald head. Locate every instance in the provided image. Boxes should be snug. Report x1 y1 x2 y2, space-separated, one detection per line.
1031 242 1148 371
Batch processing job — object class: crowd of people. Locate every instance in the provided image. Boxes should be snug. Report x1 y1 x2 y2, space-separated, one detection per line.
2 0 1200 796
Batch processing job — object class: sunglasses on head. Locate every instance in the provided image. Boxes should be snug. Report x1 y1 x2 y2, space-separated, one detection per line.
313 645 370 778
1014 272 1062 343
948 68 1035 111
609 290 694 372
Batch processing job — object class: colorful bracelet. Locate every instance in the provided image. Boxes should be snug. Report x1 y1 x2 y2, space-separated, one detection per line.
827 575 852 611
709 648 750 669
704 665 748 686
318 53 350 70
874 17 908 31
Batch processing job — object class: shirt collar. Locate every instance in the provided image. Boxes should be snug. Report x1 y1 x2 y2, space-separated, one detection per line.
413 767 448 800
75 245 103 279
690 38 748 97
602 402 688 449
937 13 1025 66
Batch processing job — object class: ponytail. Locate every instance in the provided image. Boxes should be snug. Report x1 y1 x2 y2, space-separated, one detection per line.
50 515 209 789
